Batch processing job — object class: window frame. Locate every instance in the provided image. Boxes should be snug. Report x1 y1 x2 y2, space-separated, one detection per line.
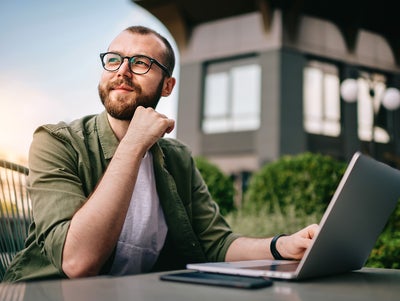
303 60 341 137
201 55 262 134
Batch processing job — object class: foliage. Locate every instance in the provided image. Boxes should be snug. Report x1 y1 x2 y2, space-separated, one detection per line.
194 156 235 215
243 152 347 216
225 204 321 237
366 201 400 269
366 229 400 269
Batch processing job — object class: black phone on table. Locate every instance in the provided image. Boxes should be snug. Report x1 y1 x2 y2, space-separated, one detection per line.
160 271 273 289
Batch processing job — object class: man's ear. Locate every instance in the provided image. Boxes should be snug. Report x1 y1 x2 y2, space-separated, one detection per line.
161 77 176 97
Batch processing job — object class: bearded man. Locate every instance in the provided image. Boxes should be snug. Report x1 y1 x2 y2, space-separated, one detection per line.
4 26 317 282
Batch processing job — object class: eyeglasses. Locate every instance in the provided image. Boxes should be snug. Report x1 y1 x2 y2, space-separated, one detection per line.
100 52 171 77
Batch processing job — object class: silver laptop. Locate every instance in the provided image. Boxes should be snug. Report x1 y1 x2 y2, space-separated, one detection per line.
187 152 400 280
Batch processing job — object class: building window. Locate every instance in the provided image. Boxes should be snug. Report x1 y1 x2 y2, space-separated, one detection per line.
303 61 341 137
202 57 261 134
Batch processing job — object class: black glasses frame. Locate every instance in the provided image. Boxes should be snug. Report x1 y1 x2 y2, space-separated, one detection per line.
100 52 171 77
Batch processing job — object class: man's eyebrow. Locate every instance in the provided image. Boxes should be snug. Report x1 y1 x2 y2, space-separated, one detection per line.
106 51 151 57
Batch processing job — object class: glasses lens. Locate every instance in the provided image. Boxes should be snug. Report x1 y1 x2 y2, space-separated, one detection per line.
102 53 122 71
130 56 152 74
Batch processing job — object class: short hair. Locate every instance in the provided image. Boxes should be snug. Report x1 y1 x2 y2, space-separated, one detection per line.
124 25 175 76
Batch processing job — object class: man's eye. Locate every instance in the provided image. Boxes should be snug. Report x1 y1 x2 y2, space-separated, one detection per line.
107 57 121 64
131 57 150 68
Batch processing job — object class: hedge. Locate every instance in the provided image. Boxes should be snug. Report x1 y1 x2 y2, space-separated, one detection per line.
243 152 347 216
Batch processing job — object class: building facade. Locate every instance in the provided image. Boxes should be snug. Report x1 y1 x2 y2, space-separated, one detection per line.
134 1 400 176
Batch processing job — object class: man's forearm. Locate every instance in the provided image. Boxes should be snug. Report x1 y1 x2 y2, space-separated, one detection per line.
225 224 318 262
61 141 145 278
225 237 272 261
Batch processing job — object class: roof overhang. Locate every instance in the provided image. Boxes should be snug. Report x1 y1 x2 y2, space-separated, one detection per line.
133 0 400 65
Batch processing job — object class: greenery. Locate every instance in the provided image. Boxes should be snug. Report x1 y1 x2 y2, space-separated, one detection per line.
225 152 346 237
225 204 322 237
242 152 347 216
367 228 400 268
194 156 235 215
366 201 400 268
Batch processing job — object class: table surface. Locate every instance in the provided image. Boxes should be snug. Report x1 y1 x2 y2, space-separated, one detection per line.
1 268 399 301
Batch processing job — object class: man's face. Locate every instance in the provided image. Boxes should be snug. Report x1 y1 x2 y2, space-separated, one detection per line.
98 31 168 120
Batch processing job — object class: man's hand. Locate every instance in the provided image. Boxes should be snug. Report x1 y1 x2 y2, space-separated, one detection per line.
277 224 319 260
124 106 175 154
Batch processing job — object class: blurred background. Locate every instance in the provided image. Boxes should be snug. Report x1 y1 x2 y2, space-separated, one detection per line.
131 0 400 178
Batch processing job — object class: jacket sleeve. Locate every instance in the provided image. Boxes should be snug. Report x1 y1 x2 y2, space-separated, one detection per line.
28 126 87 274
189 156 241 261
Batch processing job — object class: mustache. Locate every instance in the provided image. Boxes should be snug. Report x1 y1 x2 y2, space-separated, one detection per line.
109 78 136 90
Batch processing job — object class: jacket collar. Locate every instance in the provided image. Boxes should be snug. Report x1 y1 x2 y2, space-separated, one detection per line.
95 111 122 160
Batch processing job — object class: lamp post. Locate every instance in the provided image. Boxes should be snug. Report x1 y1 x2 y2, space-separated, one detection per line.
340 76 400 158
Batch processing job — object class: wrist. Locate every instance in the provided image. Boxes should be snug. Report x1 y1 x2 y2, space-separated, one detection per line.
270 234 287 260
119 136 148 158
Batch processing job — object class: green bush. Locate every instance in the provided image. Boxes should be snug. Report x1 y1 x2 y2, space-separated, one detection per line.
194 156 235 215
366 201 400 269
243 152 347 216
367 228 400 269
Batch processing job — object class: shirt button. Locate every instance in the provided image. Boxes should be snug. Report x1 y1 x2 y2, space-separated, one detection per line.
191 242 196 247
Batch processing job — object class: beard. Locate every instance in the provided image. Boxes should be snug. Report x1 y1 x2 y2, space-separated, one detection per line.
98 77 164 120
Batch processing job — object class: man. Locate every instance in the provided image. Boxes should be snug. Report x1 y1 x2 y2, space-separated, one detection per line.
4 26 318 282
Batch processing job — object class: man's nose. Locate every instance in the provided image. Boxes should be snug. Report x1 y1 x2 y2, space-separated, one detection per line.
117 58 132 76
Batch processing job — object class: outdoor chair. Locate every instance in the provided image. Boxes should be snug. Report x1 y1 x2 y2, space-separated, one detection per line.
0 159 31 281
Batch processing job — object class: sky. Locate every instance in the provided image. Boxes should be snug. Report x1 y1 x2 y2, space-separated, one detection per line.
0 0 179 163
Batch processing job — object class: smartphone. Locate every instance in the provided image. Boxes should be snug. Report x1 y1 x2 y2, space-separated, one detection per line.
160 271 273 289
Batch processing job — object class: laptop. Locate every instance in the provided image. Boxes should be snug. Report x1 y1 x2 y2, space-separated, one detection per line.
187 152 400 280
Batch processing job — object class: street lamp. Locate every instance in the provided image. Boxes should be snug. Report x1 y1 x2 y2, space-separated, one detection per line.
340 76 400 157
341 79 400 108
340 78 359 103
382 88 400 110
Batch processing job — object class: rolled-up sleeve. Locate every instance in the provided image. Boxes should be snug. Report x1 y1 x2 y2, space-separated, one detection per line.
28 127 88 273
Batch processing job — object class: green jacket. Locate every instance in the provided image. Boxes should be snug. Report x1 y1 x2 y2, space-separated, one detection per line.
4 111 239 282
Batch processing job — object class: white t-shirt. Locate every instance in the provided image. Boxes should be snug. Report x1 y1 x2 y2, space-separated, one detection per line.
109 152 168 275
